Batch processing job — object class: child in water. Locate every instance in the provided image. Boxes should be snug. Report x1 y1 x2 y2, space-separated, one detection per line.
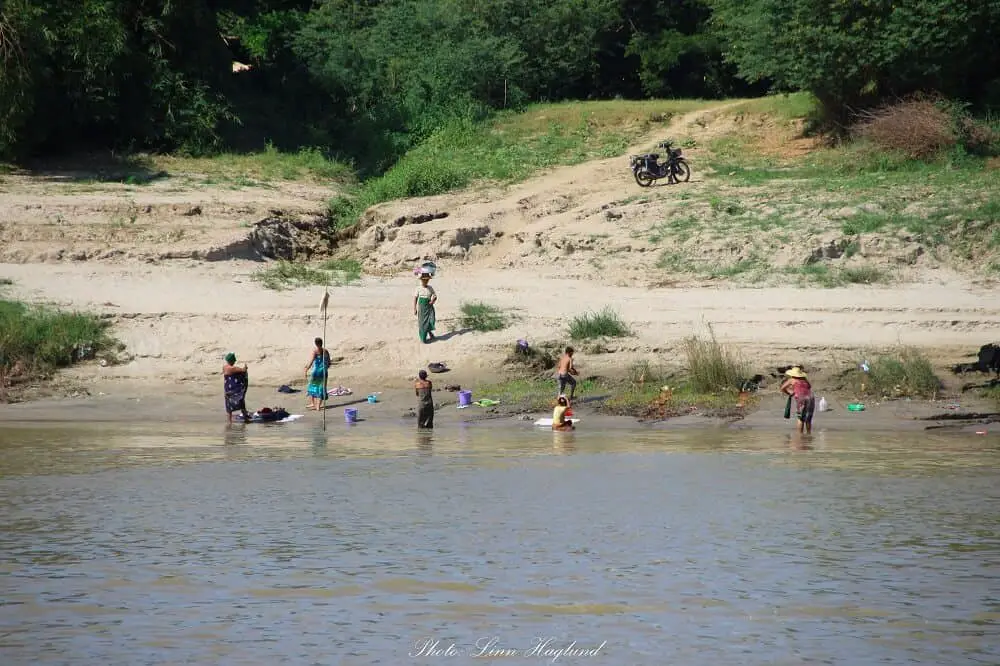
552 395 574 431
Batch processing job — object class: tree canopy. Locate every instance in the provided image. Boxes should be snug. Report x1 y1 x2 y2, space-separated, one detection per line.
0 0 996 166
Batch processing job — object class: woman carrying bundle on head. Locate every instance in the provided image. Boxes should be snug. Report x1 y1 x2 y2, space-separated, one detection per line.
413 271 437 343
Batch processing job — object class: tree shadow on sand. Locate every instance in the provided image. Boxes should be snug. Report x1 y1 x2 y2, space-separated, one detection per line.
15 152 171 185
322 397 368 410
430 328 473 342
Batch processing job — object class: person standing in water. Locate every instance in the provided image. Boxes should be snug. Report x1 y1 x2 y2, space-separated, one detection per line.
223 352 251 424
555 347 579 400
304 337 332 411
780 367 815 435
414 272 437 343
414 369 434 428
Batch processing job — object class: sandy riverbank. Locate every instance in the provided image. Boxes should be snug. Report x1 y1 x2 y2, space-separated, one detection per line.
1 377 996 438
2 103 998 421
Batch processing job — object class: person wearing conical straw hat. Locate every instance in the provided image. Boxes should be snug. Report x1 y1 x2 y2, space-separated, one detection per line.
780 366 815 435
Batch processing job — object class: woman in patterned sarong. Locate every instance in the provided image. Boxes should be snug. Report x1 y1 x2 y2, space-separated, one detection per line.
413 273 437 343
304 337 331 411
223 352 251 424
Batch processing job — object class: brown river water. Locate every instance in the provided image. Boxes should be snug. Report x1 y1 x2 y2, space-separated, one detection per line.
0 420 998 665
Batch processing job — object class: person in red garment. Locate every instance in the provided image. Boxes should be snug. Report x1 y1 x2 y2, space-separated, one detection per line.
780 367 815 435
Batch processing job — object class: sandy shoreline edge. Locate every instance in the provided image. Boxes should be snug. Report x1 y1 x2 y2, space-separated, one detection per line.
1 381 995 437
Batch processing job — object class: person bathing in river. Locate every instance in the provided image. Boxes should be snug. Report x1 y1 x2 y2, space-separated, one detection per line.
223 352 251 424
556 347 579 400
304 337 332 411
414 370 434 429
552 395 574 431
780 366 815 435
414 272 437 343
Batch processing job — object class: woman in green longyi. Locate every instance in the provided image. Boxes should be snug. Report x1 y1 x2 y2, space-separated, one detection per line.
413 272 437 343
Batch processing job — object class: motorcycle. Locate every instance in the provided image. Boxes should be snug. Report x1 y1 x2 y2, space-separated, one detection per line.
629 141 691 187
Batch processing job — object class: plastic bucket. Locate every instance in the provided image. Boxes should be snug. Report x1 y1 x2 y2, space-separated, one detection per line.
367 394 378 404
458 390 473 407
345 408 358 423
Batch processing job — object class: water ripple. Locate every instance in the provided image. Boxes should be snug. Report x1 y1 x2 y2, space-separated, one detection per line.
0 423 998 664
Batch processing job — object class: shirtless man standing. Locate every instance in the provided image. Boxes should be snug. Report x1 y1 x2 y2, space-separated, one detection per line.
556 347 579 400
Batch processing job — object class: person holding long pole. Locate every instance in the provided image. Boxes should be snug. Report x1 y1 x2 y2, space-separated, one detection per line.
304 337 331 412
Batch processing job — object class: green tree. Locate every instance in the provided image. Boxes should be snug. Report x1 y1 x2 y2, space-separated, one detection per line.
709 0 1000 121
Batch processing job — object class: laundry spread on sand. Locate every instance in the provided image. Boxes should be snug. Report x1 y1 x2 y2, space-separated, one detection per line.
235 408 302 424
458 398 501 409
328 386 353 396
473 399 500 407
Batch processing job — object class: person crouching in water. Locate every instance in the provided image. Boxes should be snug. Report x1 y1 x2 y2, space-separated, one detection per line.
415 370 434 428
780 367 815 435
552 395 574 431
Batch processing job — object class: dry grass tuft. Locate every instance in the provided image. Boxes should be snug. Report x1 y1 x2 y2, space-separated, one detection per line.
853 95 956 160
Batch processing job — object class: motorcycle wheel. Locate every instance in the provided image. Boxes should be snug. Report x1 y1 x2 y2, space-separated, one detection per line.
634 169 655 187
672 160 691 183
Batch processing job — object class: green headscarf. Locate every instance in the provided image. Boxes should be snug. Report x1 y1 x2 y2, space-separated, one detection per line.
225 352 237 364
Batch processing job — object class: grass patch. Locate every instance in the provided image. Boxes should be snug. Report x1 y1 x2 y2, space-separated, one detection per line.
682 328 751 394
728 92 819 121
851 348 942 398
841 211 894 235
319 258 362 283
787 263 892 287
982 385 1000 407
656 250 697 272
475 376 601 412
709 195 746 216
598 359 758 418
648 215 700 243
253 259 363 291
839 265 890 284
0 299 120 401
707 256 771 280
568 307 632 340
328 99 720 229
459 301 509 332
152 143 355 183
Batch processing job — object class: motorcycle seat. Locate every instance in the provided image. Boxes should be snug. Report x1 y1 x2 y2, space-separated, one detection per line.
641 153 659 160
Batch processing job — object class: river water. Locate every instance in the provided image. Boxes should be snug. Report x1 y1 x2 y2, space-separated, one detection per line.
0 421 998 665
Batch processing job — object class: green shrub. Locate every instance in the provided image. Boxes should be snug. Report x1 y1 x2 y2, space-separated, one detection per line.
682 328 750 393
253 259 362 291
0 299 118 400
568 308 632 340
856 348 941 398
459 302 509 332
839 265 890 285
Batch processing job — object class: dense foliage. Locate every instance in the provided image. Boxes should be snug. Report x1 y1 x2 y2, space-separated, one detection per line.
1 0 997 166
708 0 1000 126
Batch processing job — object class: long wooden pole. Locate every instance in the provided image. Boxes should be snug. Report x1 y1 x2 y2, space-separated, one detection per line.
320 289 330 431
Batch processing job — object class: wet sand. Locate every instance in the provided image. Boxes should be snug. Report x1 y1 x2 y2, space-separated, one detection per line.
2 379 995 437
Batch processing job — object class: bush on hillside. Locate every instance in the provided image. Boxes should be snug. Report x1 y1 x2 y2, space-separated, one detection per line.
853 95 998 160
